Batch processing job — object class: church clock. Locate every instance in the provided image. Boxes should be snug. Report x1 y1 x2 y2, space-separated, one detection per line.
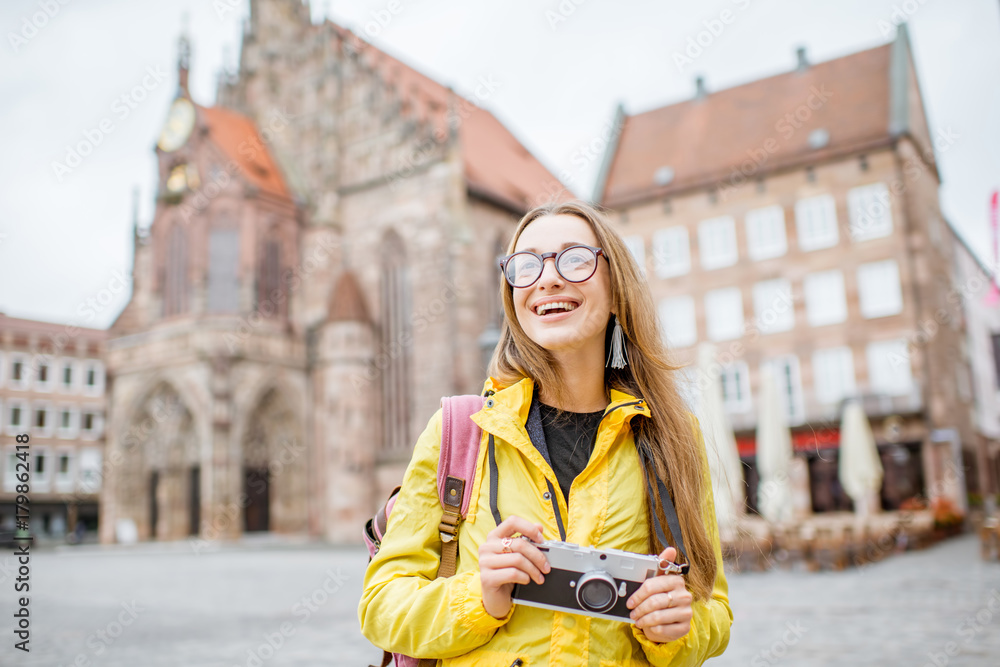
157 97 196 153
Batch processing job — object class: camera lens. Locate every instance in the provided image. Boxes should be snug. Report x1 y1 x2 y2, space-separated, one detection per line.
576 572 617 613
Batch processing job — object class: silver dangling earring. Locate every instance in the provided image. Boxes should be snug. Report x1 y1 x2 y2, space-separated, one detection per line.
606 315 629 369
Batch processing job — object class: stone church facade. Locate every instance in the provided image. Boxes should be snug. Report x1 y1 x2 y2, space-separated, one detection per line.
100 0 562 544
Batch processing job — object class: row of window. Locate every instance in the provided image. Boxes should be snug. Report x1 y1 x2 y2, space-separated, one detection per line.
0 354 104 395
659 260 903 345
676 341 915 424
626 182 894 278
2 446 102 494
0 400 104 440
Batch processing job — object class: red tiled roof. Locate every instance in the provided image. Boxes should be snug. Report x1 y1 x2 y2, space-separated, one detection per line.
600 44 893 207
197 105 292 200
330 23 566 210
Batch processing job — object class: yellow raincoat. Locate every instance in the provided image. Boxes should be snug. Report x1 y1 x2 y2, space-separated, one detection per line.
359 377 732 666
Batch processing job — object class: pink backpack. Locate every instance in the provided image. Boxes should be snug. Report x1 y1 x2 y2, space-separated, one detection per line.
363 395 486 667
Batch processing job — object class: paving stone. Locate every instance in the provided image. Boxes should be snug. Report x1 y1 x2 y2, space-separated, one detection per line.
0 535 995 665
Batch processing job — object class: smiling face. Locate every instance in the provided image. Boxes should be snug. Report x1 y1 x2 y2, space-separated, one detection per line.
511 214 614 360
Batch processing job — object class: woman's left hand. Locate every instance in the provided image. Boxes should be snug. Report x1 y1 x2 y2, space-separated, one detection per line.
626 547 693 643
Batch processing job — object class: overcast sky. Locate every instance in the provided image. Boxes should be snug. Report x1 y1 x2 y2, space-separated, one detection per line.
1 0 998 329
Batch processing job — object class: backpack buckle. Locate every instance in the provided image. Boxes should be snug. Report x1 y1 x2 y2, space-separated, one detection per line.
439 507 461 543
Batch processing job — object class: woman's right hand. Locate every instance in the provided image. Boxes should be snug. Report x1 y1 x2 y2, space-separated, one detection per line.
478 516 551 619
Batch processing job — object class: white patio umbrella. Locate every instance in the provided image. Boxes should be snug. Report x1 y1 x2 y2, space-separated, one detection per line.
755 365 794 524
838 399 884 517
695 343 745 541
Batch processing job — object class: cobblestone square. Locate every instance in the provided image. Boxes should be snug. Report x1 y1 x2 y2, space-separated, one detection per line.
0 534 996 666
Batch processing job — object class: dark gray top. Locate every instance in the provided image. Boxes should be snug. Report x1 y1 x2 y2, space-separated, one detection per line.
525 393 605 506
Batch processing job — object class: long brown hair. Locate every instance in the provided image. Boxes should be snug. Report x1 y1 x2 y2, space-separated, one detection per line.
488 200 718 601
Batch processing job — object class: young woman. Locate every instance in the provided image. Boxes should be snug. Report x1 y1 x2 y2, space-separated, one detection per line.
359 200 732 666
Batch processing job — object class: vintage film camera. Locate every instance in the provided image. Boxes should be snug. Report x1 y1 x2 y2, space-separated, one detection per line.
511 540 688 623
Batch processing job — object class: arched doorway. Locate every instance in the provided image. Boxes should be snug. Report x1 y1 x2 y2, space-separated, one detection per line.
120 383 199 540
241 387 307 534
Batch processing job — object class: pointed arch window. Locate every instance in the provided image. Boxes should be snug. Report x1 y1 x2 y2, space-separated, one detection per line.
163 223 189 316
257 236 286 319
207 227 240 313
380 231 412 452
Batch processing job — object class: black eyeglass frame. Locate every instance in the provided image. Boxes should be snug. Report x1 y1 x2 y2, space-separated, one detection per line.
497 244 607 289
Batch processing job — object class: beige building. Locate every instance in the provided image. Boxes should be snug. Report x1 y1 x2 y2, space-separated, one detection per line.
101 1 561 544
595 28 977 513
0 313 106 539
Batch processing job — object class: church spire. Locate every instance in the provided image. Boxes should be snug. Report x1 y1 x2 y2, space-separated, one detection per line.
177 15 192 96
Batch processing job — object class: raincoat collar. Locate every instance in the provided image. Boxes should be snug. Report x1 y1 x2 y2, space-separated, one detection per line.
478 376 649 425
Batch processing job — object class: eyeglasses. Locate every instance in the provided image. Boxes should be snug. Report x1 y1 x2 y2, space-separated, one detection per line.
498 244 605 288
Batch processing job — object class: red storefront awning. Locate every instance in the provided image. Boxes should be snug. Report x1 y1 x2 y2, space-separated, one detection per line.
736 428 840 457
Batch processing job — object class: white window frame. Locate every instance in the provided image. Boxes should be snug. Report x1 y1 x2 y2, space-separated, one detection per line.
705 287 745 342
795 194 839 251
720 361 752 414
59 358 78 394
745 205 787 261
8 353 29 390
57 405 79 439
858 259 903 319
698 216 738 270
7 399 28 434
803 270 848 327
659 296 697 348
652 226 691 278
78 447 103 493
32 446 51 492
866 338 914 397
55 447 75 494
752 278 795 334
34 356 53 393
812 347 857 405
82 360 105 396
624 235 646 276
762 356 805 425
32 401 54 438
848 182 893 241
80 408 104 441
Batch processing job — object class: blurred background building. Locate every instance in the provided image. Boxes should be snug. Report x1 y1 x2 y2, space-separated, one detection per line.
98 0 559 544
5 1 993 545
0 313 106 540
594 26 989 517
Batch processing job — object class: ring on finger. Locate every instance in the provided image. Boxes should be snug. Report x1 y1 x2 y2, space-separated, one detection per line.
501 537 513 553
